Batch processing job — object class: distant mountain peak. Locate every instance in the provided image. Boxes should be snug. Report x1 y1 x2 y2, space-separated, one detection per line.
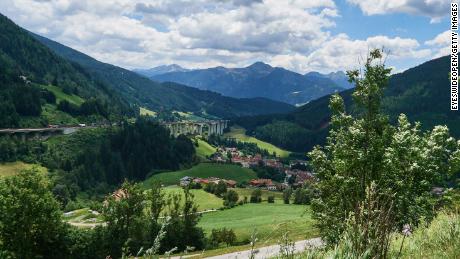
133 64 189 77
247 61 273 70
304 70 353 89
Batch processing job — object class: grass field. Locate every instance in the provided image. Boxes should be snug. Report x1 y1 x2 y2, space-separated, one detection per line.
199 203 317 244
41 84 84 106
195 139 216 159
139 107 157 117
224 126 291 158
0 161 47 177
162 186 223 211
144 163 257 187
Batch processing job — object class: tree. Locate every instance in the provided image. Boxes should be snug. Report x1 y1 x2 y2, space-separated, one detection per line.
250 189 262 203
308 49 460 255
147 180 166 242
163 187 205 252
293 187 310 205
283 187 293 204
223 189 239 207
0 169 67 258
102 181 147 258
215 181 228 197
267 195 275 203
209 228 236 247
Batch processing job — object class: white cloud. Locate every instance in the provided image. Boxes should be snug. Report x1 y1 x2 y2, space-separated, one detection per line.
425 30 450 58
348 0 450 22
270 34 431 73
0 0 442 73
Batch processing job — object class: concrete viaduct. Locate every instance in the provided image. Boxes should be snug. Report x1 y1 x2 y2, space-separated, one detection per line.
162 120 229 137
0 120 229 140
0 127 79 140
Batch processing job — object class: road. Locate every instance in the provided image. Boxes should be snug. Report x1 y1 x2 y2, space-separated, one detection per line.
170 238 323 259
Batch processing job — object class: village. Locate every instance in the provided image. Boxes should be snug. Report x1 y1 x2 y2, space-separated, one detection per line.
179 145 315 192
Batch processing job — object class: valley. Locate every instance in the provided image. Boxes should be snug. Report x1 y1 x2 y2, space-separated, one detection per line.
0 5 459 259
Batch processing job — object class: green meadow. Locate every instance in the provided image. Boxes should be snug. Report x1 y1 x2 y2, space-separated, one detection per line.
224 126 292 158
144 163 257 187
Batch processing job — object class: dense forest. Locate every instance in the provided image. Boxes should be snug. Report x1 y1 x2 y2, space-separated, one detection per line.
0 118 196 204
236 55 457 152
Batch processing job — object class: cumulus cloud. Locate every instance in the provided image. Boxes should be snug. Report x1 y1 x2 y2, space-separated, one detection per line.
0 0 440 73
269 34 431 73
425 30 450 58
348 0 450 22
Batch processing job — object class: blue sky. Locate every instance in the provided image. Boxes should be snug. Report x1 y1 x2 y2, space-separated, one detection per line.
0 0 451 73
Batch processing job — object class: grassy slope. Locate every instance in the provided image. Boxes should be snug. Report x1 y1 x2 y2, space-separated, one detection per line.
42 84 84 106
196 139 217 159
144 163 257 186
0 161 47 177
139 107 157 117
162 186 223 211
224 126 291 157
199 203 317 243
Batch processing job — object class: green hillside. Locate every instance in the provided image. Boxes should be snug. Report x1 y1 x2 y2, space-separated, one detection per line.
236 56 457 152
144 163 257 186
0 13 133 128
195 139 217 159
224 126 292 157
162 186 223 211
41 84 84 106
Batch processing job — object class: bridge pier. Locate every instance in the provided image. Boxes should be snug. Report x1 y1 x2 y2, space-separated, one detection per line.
163 120 229 137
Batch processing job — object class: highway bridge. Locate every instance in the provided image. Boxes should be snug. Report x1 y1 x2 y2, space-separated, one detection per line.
0 127 82 140
0 120 229 140
162 120 228 137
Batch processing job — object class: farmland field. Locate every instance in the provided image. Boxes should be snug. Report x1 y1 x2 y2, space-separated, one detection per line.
199 203 317 244
224 126 291 158
144 163 256 186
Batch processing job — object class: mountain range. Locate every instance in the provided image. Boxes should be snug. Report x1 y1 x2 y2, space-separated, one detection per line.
235 55 456 152
0 13 296 127
141 62 348 106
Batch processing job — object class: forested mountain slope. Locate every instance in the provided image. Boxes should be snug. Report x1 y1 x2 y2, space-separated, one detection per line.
0 14 133 127
236 55 456 152
32 34 295 118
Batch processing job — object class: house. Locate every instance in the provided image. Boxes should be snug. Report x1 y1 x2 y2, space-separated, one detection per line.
193 178 209 185
263 159 284 169
224 180 237 188
180 176 194 186
249 178 273 188
266 184 277 191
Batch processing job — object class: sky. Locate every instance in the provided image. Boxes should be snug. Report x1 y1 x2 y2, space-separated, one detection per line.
0 0 452 74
